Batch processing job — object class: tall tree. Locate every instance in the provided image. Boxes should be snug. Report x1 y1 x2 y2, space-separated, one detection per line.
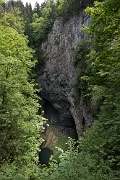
33 2 42 17
82 0 120 170
0 9 45 179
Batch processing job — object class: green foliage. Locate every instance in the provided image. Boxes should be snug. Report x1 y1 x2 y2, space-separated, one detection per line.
56 0 95 21
2 0 33 42
23 2 33 37
0 0 4 3
41 0 120 179
75 40 89 63
0 10 24 34
1 1 119 180
78 0 120 173
31 16 49 42
75 40 90 94
0 10 45 179
33 2 42 17
30 0 95 45
31 0 56 44
30 0 57 72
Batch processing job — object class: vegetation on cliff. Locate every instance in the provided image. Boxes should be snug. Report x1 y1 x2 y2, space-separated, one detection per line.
46 0 120 179
0 0 120 179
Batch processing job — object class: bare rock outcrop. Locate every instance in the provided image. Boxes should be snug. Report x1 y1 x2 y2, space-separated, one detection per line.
38 12 93 138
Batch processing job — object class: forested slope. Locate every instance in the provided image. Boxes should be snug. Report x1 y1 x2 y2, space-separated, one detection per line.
0 0 45 179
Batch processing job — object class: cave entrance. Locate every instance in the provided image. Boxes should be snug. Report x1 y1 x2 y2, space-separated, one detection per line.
43 99 78 139
40 99 78 164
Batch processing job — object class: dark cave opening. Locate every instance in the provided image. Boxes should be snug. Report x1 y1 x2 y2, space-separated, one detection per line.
42 99 78 139
39 147 53 166
39 99 78 165
43 99 59 125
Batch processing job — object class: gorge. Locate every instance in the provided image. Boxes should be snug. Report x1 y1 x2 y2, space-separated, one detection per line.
0 0 119 179
37 11 95 163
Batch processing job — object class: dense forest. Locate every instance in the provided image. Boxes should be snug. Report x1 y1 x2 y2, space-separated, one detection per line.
0 0 120 179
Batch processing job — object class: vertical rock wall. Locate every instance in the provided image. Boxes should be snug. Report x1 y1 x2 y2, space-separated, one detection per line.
38 12 93 138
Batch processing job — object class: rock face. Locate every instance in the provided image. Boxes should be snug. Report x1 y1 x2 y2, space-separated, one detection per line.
38 12 93 138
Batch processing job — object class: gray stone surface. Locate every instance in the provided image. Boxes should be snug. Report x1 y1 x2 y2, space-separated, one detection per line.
38 12 93 138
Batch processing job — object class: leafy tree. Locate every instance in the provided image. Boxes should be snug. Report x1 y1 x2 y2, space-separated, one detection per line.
56 0 95 20
0 11 45 180
30 0 57 72
75 40 90 94
0 10 24 34
31 0 56 44
31 16 49 42
82 0 120 170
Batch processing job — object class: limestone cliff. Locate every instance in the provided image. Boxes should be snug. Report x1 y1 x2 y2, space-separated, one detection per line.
38 12 93 138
